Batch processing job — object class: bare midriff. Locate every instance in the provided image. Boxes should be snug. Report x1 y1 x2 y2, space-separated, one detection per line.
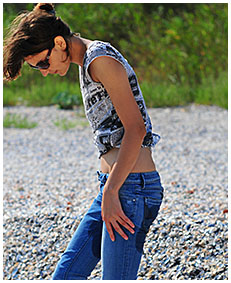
100 147 156 174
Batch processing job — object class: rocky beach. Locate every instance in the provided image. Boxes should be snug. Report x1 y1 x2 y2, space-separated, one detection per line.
3 104 228 280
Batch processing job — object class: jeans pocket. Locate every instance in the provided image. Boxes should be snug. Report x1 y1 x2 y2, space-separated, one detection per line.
142 197 162 234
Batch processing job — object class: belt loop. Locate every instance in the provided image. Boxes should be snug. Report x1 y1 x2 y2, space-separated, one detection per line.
141 173 145 189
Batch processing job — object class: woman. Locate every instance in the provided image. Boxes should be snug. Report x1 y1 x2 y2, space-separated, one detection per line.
4 3 164 280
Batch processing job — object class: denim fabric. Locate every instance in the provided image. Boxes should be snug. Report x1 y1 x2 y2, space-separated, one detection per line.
52 171 164 280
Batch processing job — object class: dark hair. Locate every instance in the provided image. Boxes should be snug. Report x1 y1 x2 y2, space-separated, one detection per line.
3 3 76 81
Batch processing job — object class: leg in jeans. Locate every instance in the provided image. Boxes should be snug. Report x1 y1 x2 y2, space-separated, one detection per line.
52 189 103 280
101 171 164 280
52 171 163 280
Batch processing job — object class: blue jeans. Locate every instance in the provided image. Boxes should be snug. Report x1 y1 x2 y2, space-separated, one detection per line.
52 171 164 280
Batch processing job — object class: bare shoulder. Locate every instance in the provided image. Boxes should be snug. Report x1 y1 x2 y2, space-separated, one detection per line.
88 56 127 83
88 56 145 132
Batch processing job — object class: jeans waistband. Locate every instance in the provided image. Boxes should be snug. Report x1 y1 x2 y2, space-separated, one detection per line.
97 170 161 185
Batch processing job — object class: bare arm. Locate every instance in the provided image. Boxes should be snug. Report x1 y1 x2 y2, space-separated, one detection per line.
89 56 146 241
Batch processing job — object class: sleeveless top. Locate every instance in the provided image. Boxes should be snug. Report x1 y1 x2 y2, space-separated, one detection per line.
79 40 160 158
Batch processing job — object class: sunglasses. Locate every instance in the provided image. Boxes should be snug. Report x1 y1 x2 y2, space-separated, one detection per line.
28 48 52 70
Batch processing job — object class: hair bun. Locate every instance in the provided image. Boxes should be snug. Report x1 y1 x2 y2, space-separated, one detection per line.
33 3 55 16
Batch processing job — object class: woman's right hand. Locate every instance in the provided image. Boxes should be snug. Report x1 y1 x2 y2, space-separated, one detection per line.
101 188 135 242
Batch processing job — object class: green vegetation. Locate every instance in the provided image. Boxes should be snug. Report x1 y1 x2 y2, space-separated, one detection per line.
141 71 228 109
3 3 228 109
52 91 80 110
3 113 38 128
3 66 82 107
194 71 228 108
53 118 88 130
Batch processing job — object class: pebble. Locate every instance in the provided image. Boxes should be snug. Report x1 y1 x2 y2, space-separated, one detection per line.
3 104 228 280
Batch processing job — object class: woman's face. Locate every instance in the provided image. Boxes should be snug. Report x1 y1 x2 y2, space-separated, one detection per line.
24 36 71 77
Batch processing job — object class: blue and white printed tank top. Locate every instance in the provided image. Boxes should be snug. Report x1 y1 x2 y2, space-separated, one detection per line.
79 40 160 158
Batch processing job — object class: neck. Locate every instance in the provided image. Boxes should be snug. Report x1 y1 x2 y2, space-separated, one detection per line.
69 36 89 67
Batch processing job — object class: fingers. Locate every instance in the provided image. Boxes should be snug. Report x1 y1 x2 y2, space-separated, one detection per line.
105 221 115 242
120 212 135 229
102 193 136 242
105 217 135 242
105 219 128 242
111 220 129 241
118 217 135 235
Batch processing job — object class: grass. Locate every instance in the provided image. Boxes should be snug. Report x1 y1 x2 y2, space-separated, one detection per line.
193 72 228 109
53 118 89 130
3 112 88 130
140 81 193 108
3 64 82 107
3 68 227 110
3 78 82 107
3 113 38 129
140 71 228 109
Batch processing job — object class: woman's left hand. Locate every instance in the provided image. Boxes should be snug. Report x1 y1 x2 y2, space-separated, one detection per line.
101 189 135 242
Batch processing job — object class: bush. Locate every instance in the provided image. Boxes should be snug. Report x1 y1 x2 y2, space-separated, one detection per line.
52 92 80 109
3 3 228 109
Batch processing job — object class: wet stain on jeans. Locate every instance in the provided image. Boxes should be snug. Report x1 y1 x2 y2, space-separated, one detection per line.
135 198 161 253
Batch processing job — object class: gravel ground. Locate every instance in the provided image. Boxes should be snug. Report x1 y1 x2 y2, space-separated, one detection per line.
3 104 228 280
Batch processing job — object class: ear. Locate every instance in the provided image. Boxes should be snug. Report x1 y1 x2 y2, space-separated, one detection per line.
54 36 67 50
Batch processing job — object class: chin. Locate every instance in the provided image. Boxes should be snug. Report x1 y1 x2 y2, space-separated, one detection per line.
59 72 66 76
60 66 69 76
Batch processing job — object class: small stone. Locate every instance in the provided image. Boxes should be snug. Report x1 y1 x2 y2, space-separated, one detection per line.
3 105 228 280
185 224 191 231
